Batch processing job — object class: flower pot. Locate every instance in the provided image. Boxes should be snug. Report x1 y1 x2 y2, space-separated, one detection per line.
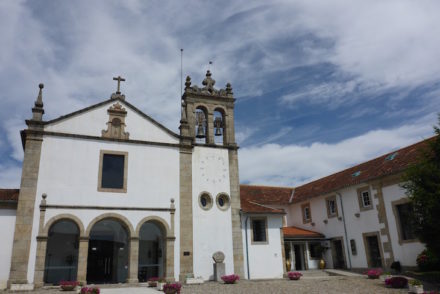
319 259 326 269
156 282 166 291
289 276 300 280
163 289 177 294
409 285 424 294
368 274 380 279
61 285 76 291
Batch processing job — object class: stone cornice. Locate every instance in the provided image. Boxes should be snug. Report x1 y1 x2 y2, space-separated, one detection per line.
41 204 176 212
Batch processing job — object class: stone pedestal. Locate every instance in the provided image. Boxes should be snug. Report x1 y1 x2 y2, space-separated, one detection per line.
213 263 225 282
212 251 226 282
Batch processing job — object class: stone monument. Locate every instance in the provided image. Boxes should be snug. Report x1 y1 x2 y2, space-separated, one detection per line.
212 251 225 281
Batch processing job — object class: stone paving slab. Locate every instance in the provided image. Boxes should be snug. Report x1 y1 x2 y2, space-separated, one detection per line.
325 269 364 277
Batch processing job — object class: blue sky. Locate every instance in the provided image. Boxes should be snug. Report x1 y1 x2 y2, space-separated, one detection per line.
0 0 439 188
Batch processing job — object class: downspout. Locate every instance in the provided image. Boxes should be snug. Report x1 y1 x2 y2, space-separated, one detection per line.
336 192 352 269
244 214 250 279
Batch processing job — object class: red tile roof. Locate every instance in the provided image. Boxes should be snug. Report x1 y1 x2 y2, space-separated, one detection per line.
0 189 19 202
240 185 289 214
240 136 435 210
291 136 434 203
283 226 325 239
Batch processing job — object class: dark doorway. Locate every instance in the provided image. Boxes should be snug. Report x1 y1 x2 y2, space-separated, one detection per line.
44 220 79 284
87 219 129 284
331 239 346 269
366 235 382 267
294 244 304 270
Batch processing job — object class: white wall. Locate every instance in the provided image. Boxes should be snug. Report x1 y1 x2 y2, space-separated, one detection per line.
242 214 284 279
27 133 181 282
45 100 179 144
0 209 16 289
192 147 234 280
383 184 425 267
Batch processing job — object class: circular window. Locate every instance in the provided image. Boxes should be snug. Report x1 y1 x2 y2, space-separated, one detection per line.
198 192 213 211
216 193 230 211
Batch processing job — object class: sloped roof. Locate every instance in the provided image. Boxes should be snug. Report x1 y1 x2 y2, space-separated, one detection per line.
0 189 19 202
291 136 434 203
283 226 325 239
239 136 435 208
44 97 179 139
240 185 289 214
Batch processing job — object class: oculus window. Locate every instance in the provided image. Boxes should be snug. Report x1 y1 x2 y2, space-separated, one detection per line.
216 193 231 211
98 150 128 192
251 217 268 244
198 192 213 211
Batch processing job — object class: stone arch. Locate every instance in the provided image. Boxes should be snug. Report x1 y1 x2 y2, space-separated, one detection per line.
135 216 171 238
43 213 85 237
86 213 135 238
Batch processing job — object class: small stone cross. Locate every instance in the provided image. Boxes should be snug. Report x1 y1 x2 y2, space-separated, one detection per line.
113 76 126 94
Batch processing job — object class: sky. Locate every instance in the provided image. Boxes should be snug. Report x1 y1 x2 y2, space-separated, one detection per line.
0 0 439 188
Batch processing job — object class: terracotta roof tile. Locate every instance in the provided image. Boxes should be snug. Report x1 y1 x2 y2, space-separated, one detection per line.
283 226 325 239
0 189 19 202
240 185 290 214
291 136 435 203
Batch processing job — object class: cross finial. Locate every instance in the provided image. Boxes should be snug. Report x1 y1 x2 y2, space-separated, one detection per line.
113 76 126 94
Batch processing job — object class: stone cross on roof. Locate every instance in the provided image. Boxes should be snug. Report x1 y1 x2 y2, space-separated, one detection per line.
113 76 125 94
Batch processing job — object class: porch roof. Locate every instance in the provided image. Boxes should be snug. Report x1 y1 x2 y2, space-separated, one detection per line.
283 226 325 239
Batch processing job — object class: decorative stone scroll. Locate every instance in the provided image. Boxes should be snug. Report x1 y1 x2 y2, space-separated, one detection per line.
102 102 129 139
184 71 233 98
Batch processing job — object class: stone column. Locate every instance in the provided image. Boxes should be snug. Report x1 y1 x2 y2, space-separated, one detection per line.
207 111 214 144
166 237 175 282
228 149 244 277
77 237 89 285
33 195 47 288
127 237 139 283
280 229 287 276
179 147 194 281
9 131 43 287
33 236 47 288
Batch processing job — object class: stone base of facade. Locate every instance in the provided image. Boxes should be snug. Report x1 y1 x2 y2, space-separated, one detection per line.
126 278 139 284
9 283 34 291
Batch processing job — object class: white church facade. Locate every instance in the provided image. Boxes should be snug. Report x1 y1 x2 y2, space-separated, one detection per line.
0 71 430 290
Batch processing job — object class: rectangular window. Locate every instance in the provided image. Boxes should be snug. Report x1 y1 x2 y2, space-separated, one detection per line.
357 187 373 211
251 218 268 244
326 195 338 218
302 203 312 223
350 239 357 255
309 242 321 259
361 191 371 207
98 150 128 192
396 203 417 241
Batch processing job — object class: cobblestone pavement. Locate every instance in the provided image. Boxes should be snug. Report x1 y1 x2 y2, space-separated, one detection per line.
3 276 438 294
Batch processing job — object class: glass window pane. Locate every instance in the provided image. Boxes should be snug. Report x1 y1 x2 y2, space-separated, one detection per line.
397 203 417 240
44 220 79 284
138 223 164 282
252 219 266 242
102 154 125 189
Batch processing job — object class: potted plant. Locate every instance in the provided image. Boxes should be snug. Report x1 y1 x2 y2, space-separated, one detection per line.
287 271 303 280
156 277 167 291
80 287 100 294
163 282 182 294
60 281 79 291
221 274 240 284
386 276 408 289
147 277 158 287
408 279 424 294
364 268 383 279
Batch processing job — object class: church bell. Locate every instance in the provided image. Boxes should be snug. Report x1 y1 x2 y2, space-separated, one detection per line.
196 124 206 138
214 117 223 136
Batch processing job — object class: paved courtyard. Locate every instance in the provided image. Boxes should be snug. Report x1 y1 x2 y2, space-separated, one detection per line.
5 276 435 294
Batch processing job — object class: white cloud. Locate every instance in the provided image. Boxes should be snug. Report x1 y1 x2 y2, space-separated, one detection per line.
0 164 21 188
239 114 436 187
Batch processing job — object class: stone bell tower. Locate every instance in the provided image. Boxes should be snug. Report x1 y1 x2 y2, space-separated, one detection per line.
178 71 244 281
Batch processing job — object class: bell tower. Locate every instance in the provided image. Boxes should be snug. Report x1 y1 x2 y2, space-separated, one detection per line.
178 71 244 281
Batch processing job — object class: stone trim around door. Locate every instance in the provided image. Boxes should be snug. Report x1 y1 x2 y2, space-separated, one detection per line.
34 214 86 287
391 198 419 245
362 231 385 269
85 213 135 237
97 150 128 193
330 236 347 269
